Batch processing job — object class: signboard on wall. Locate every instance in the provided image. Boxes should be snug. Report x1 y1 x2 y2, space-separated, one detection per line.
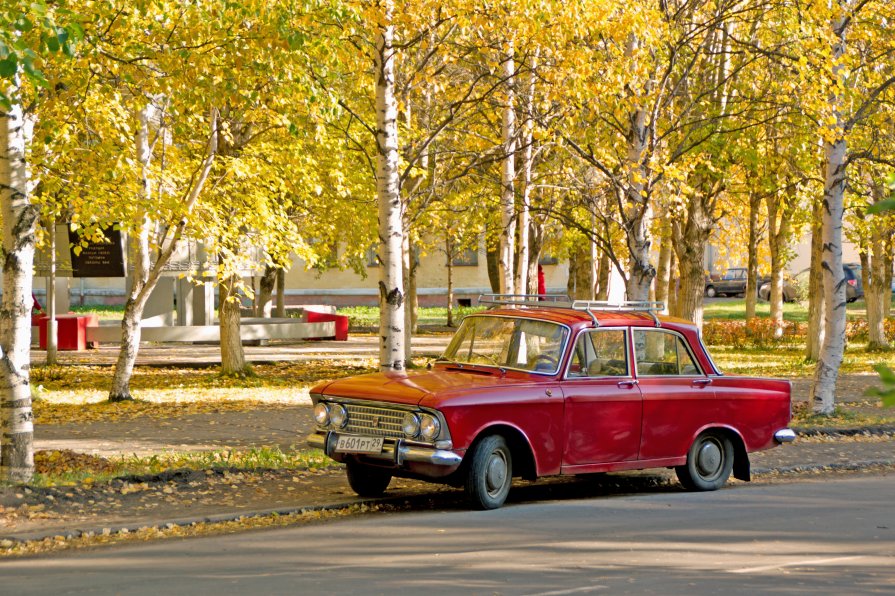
68 227 127 277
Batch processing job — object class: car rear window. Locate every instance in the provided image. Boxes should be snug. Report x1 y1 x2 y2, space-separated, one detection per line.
633 329 701 376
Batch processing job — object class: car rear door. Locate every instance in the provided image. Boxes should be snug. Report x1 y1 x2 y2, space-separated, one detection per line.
633 328 717 461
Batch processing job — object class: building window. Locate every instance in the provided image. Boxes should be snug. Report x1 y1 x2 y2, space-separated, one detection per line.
539 254 558 266
366 246 379 267
451 248 479 267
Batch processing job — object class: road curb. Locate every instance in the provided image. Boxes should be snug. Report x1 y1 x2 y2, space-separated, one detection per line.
794 426 895 437
0 500 369 545
753 459 895 476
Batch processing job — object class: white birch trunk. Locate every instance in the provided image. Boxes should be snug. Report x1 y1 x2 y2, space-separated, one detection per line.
375 0 405 371
766 193 791 338
810 16 849 415
866 184 894 348
110 103 155 401
515 49 538 296
621 34 655 302
806 196 826 361
0 86 35 482
655 226 672 313
745 192 762 320
445 235 454 327
498 41 516 295
110 104 218 399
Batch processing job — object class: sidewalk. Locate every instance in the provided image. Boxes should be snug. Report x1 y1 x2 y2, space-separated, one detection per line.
29 334 455 367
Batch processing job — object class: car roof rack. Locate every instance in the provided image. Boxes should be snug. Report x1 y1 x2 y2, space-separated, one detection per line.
478 295 665 328
478 293 573 308
571 301 665 327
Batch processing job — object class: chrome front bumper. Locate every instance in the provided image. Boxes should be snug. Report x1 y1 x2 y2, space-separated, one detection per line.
774 428 797 443
308 431 463 467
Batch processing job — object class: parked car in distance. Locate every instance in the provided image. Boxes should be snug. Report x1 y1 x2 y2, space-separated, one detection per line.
705 267 767 298
759 263 863 303
308 296 794 510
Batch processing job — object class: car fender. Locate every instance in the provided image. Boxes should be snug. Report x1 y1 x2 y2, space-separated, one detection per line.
463 420 551 479
687 423 751 481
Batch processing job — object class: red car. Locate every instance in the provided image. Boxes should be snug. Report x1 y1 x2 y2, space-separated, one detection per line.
308 297 794 509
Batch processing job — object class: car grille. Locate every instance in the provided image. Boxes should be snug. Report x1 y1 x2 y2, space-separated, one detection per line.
341 403 405 439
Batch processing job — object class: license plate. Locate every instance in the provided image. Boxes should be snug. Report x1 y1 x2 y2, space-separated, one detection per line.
335 435 384 454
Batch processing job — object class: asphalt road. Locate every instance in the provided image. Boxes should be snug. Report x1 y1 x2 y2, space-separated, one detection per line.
3 474 894 595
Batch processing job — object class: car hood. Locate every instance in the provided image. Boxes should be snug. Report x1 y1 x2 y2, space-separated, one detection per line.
316 367 537 407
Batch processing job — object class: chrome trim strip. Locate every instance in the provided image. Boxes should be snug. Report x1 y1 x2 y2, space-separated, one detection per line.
562 327 632 380
774 428 796 443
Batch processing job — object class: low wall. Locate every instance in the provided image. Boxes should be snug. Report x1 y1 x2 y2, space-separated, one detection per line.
82 319 334 344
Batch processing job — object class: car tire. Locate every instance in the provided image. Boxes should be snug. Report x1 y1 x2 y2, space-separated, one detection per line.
465 434 513 510
346 460 392 497
675 432 734 491
705 286 717 298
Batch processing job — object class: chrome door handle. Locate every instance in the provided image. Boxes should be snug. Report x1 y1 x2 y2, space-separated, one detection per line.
692 378 712 386
617 380 639 388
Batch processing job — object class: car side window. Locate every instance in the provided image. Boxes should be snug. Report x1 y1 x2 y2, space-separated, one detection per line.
633 329 701 376
567 330 628 378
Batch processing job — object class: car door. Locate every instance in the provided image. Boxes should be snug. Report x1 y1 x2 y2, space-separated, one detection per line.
561 328 642 467
633 328 716 461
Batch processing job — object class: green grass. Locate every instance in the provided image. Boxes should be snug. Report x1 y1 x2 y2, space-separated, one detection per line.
704 299 809 322
703 298 869 322
338 305 486 327
67 304 126 321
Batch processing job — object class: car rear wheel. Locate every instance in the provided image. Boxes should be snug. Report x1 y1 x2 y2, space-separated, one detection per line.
465 435 512 510
705 286 717 298
675 432 733 491
346 460 392 497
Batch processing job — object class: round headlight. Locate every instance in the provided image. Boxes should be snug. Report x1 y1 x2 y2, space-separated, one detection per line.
402 412 421 438
314 402 331 426
420 414 441 441
330 404 348 428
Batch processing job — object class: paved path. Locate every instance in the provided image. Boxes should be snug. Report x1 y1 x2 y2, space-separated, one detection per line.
30 334 455 367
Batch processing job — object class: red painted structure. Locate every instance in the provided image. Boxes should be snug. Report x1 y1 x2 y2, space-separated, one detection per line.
304 310 349 341
36 313 100 351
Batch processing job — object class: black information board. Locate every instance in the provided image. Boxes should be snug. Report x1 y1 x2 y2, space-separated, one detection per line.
69 227 126 278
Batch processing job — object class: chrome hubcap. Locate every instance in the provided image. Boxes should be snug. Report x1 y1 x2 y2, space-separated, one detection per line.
696 440 722 478
485 451 508 496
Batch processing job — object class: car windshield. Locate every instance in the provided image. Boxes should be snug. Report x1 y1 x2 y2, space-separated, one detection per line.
440 315 569 374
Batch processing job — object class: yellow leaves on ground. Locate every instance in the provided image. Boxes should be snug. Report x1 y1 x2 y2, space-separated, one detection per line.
31 359 378 425
32 399 289 426
34 450 117 477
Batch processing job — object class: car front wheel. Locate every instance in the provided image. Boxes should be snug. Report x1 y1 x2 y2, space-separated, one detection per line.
346 460 393 497
675 432 734 491
465 435 513 510
705 286 717 298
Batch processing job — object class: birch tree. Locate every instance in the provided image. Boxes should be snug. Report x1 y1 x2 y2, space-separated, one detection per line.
0 75 36 483
371 0 405 370
0 2 81 482
795 0 895 414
